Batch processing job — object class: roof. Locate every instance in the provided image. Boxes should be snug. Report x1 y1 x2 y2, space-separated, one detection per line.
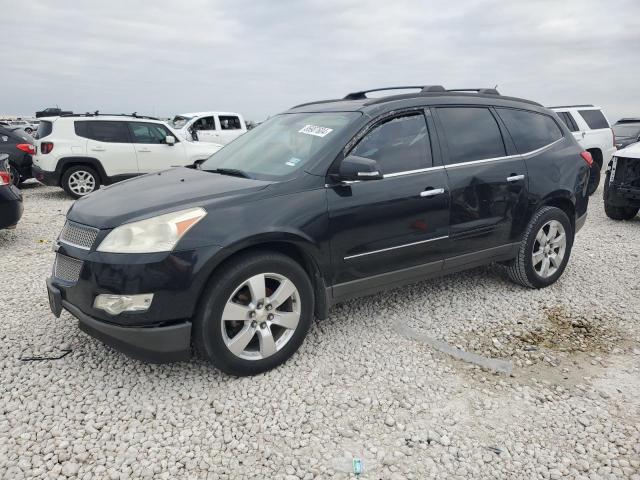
288 85 543 114
41 114 165 122
175 112 242 118
549 105 600 110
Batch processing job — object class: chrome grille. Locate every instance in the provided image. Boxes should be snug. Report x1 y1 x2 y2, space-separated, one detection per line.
54 254 84 283
59 221 99 250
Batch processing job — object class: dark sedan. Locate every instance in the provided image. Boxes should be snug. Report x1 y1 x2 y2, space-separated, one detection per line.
0 155 24 229
0 125 35 186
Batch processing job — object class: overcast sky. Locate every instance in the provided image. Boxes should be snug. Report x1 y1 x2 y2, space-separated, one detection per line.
2 0 639 121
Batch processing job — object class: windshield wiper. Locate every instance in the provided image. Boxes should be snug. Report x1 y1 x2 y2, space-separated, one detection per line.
206 168 251 179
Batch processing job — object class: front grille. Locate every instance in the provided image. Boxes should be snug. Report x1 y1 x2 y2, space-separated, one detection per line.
59 221 99 250
54 254 84 283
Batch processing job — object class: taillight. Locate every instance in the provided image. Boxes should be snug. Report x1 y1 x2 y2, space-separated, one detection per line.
41 142 54 154
16 143 36 155
580 151 593 167
0 171 10 186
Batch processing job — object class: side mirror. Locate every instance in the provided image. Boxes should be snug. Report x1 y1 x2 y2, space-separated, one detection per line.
165 135 176 146
339 155 383 181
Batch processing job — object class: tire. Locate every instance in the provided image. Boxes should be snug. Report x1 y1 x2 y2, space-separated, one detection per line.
61 165 100 199
507 206 573 289
604 202 639 220
586 161 601 196
9 165 21 187
193 251 314 376
24 128 32 134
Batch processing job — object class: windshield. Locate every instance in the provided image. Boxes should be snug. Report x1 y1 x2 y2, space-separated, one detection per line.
201 112 359 180
613 124 640 137
171 115 193 129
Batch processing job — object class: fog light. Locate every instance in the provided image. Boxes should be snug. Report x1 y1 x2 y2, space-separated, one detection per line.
93 294 154 315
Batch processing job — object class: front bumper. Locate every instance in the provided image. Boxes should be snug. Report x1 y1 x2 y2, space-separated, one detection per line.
47 241 224 362
32 164 60 186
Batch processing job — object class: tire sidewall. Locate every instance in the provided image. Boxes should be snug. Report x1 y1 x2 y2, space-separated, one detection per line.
62 166 100 199
587 162 601 196
196 254 314 376
523 208 573 288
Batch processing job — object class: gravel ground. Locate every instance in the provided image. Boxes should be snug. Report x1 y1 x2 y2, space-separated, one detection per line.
1 180 639 479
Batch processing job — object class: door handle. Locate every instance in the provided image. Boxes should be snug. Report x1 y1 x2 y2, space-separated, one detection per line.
507 174 525 182
420 187 445 198
138 148 151 153
90 147 105 152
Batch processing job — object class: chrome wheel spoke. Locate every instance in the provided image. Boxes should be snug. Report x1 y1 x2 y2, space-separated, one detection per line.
247 274 266 303
258 328 277 357
549 253 561 269
532 250 544 266
270 311 299 330
535 229 547 244
540 257 550 276
268 279 296 309
226 325 256 356
550 233 565 248
222 301 251 321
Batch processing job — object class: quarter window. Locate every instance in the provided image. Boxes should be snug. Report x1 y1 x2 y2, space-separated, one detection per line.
578 109 609 130
219 115 242 130
556 112 578 132
74 121 130 143
350 113 432 174
436 107 506 164
497 108 563 153
129 122 175 144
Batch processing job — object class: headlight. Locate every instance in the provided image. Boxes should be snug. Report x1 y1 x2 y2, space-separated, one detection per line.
97 207 207 253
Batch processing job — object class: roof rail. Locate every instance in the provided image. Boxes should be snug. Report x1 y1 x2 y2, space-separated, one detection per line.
447 88 500 95
616 118 640 124
343 85 445 100
59 112 160 120
548 104 594 109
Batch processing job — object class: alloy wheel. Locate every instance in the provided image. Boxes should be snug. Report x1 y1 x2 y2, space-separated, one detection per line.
532 220 566 278
68 171 96 196
221 272 300 361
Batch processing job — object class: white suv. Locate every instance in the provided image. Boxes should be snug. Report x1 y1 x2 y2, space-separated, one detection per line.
32 115 222 198
170 112 247 145
551 105 616 194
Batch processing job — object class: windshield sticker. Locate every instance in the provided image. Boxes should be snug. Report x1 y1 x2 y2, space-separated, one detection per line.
286 157 302 167
298 125 333 138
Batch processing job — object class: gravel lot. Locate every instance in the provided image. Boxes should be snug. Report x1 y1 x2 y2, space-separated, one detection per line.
1 181 639 479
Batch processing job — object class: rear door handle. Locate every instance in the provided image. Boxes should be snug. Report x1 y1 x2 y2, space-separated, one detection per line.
420 187 445 198
507 174 525 182
138 148 151 153
90 147 105 152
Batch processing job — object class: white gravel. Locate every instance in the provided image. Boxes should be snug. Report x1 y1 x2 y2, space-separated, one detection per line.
1 180 639 479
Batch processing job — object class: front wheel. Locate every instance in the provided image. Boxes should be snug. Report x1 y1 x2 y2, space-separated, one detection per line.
193 252 314 376
507 206 573 289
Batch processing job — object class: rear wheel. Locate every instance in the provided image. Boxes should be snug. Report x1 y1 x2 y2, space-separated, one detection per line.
193 252 314 376
61 165 100 199
507 206 573 289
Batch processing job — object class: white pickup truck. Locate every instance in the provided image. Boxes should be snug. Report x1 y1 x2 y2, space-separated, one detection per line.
170 112 247 145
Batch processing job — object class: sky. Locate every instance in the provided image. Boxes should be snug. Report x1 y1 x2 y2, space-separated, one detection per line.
1 0 639 122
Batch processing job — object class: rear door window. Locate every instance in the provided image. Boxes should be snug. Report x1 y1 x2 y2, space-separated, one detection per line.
219 115 242 130
75 121 130 143
192 116 215 131
497 108 563 153
578 109 609 130
350 113 432 174
436 107 506 164
128 122 175 144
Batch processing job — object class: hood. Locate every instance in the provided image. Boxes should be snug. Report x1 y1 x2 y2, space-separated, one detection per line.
615 142 640 159
68 167 272 229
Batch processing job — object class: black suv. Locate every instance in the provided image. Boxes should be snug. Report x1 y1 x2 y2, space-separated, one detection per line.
46 85 590 376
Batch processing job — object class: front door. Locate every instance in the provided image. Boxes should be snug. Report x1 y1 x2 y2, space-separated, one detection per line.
433 106 528 258
128 122 186 173
190 116 218 143
328 111 451 296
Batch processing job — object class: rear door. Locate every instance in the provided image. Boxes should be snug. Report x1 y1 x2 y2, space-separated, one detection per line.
216 115 244 145
433 106 528 260
76 121 138 177
190 115 217 143
328 110 451 294
128 122 187 173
